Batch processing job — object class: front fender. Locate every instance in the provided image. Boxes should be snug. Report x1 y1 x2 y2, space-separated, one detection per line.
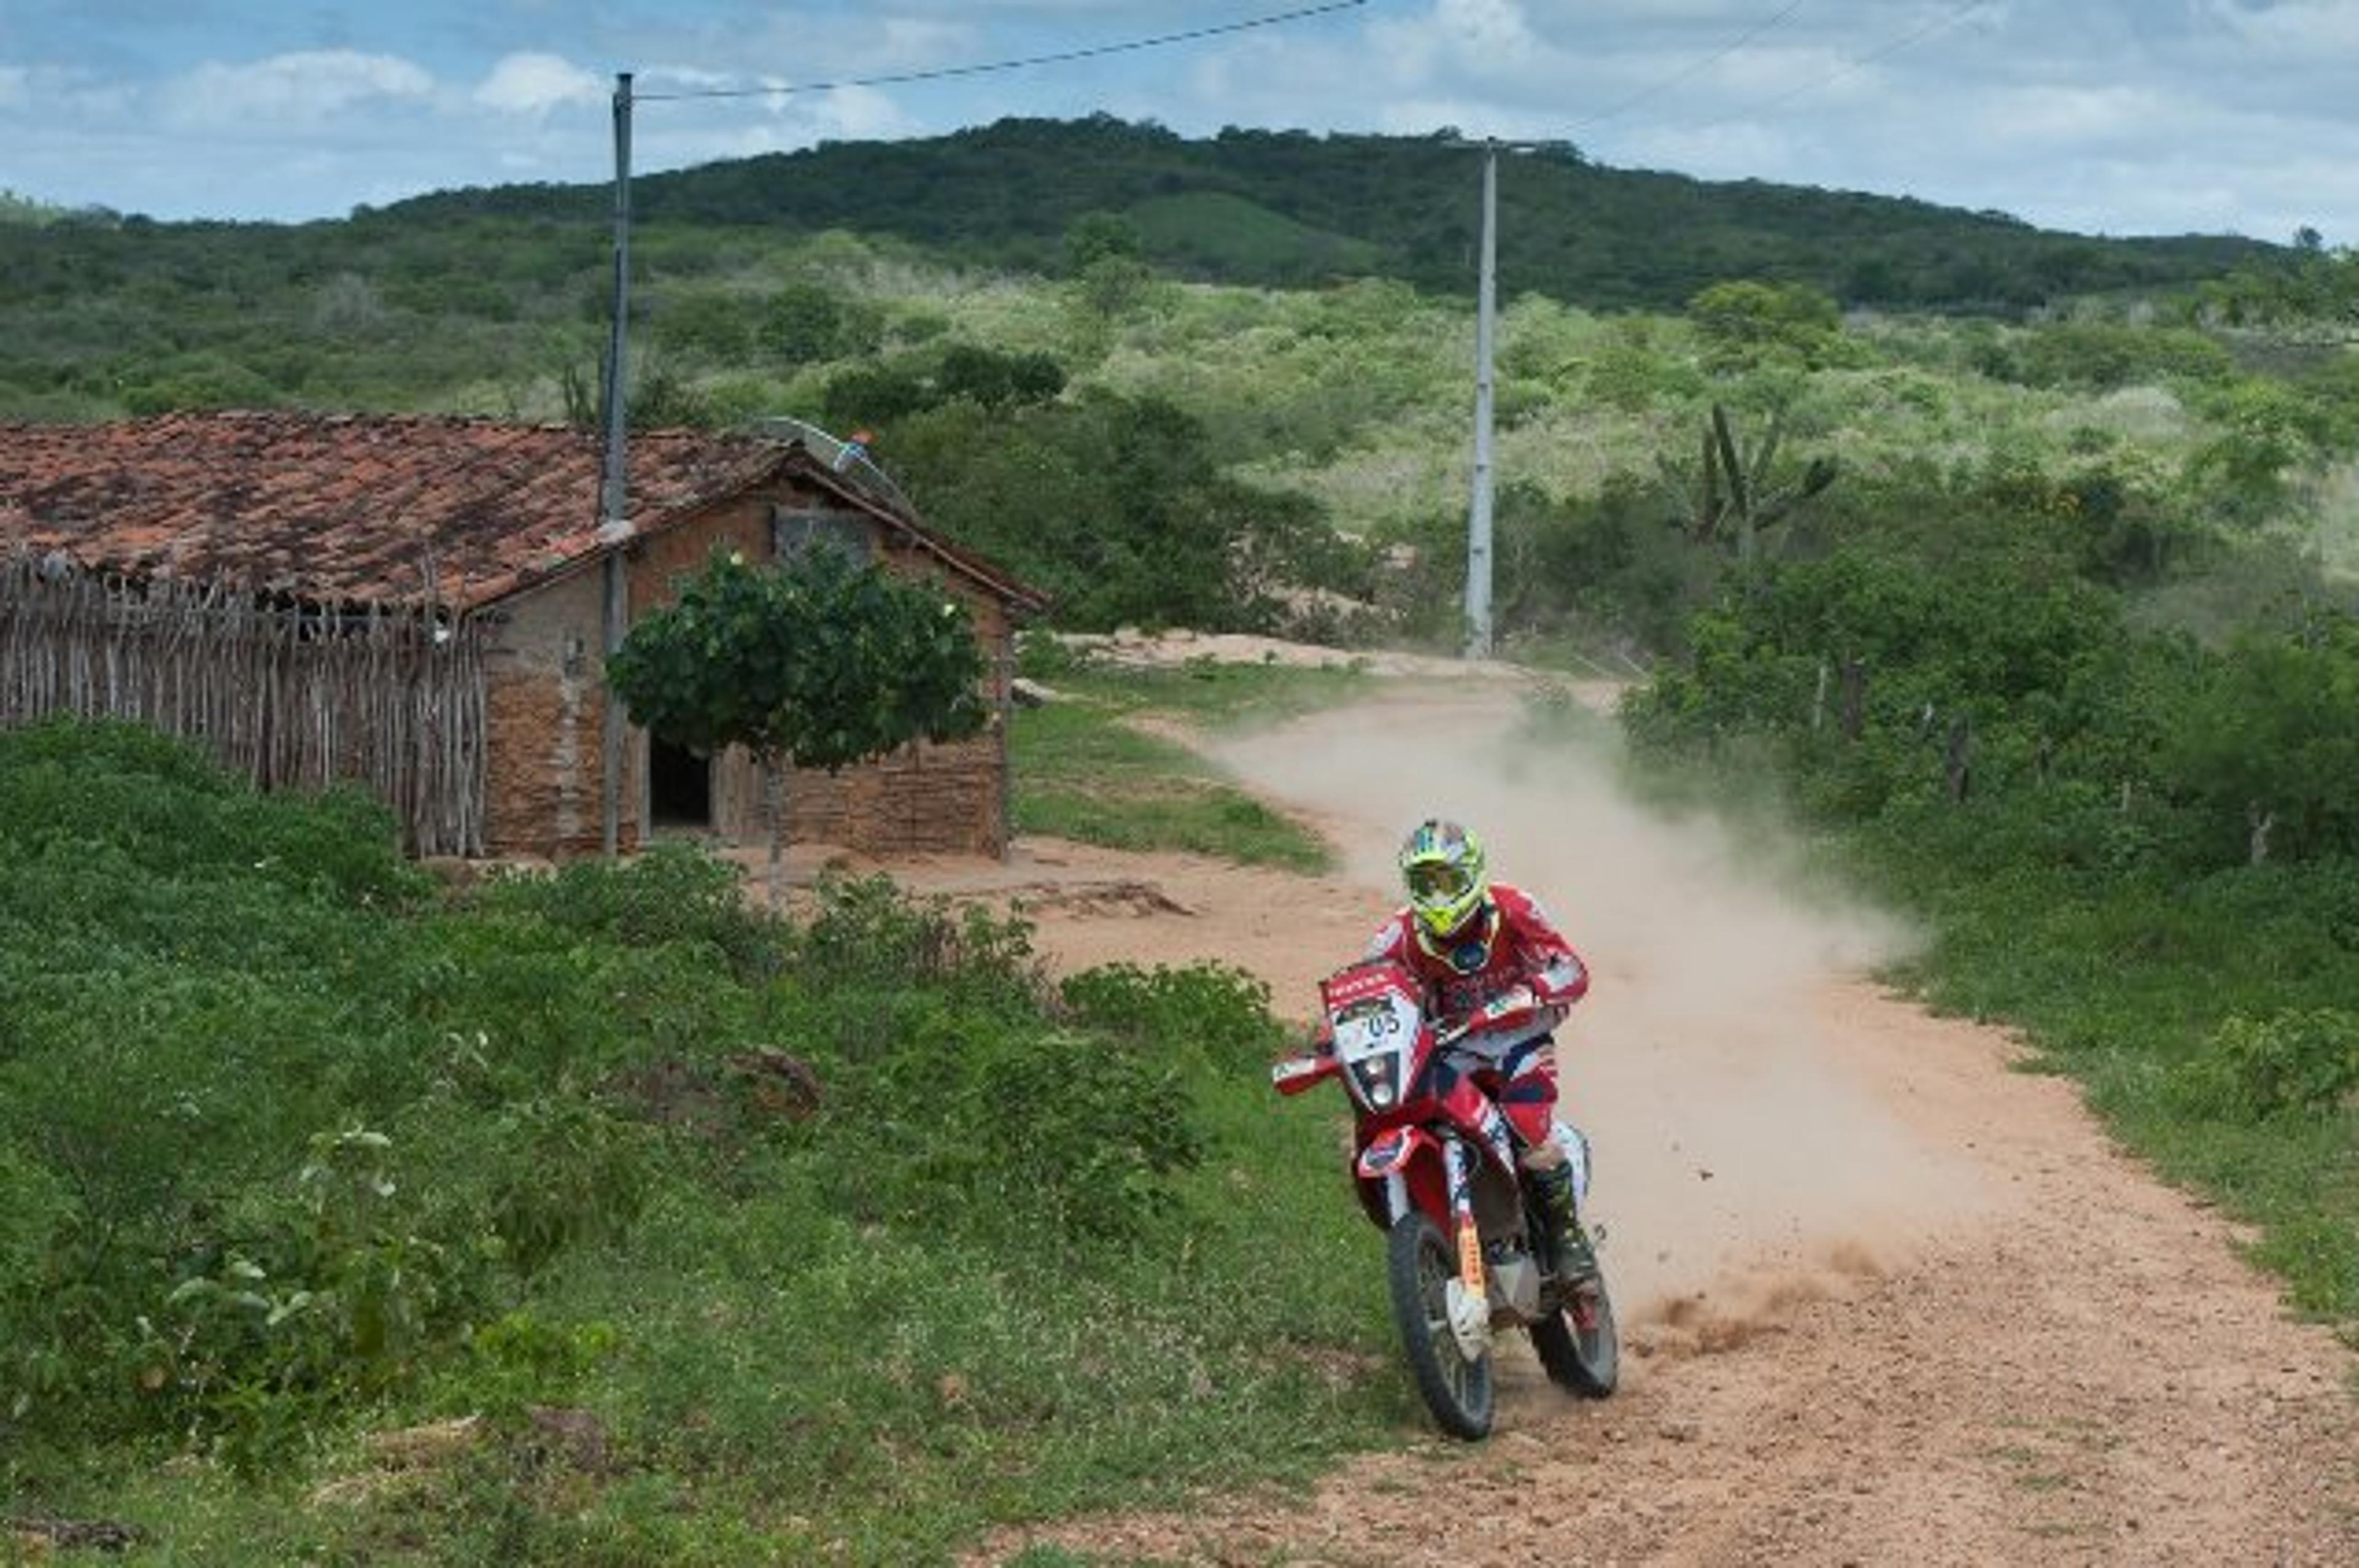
1356 1123 1433 1182
1356 1125 1452 1229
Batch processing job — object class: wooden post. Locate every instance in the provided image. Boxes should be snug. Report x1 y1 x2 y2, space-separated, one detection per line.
1945 716 1972 803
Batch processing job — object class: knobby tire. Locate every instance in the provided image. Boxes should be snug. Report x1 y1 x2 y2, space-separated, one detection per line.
1386 1211 1493 1440
1530 1270 1620 1397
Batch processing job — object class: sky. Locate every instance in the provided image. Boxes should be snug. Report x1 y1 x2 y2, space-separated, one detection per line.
1 0 2352 245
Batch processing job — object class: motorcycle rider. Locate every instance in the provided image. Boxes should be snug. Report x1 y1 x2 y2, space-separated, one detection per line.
1356 817 1597 1282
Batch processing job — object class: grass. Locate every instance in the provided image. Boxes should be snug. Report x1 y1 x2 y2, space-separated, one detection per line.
1831 814 2359 1327
0 716 1413 1565
1010 655 1377 872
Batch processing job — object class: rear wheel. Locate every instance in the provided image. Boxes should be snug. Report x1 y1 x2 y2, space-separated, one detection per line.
1386 1212 1493 1439
1530 1268 1619 1397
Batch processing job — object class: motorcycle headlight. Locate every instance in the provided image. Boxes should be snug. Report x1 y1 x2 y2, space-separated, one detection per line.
1348 1050 1400 1111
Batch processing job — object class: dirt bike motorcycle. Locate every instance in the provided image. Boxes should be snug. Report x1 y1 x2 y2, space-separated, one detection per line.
1271 957 1618 1438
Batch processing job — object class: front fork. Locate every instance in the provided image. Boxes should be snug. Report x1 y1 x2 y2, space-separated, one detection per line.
1442 1137 1493 1360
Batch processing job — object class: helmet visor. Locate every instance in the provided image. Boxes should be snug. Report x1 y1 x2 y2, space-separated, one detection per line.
1405 858 1474 904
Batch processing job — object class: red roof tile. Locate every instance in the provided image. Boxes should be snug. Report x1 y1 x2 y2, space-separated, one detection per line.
0 411 1045 614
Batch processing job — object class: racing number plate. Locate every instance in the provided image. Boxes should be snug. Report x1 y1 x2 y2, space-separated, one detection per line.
1332 991 1417 1055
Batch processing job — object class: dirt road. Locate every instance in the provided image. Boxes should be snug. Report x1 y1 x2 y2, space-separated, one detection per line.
894 676 2359 1566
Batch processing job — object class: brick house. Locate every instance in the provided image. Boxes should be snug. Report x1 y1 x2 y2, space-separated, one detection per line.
0 410 1047 860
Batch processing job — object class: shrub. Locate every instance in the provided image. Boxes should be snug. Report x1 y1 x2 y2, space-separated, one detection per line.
151 1126 496 1468
471 841 782 977
2174 1009 2359 1123
846 1008 1209 1244
1058 960 1284 1073
792 872 1044 1015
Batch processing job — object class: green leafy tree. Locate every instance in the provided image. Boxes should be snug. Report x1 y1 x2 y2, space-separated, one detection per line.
649 289 752 361
2185 378 2330 526
821 361 932 428
605 548 988 904
936 342 1066 409
2166 611 2359 865
1063 211 1143 273
764 279 846 364
1687 280 1842 371
1064 212 1154 320
890 388 1357 633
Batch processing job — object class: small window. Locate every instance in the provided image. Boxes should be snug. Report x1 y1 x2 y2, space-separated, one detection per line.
772 505 872 563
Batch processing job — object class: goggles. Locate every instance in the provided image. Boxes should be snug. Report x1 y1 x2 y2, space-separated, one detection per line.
1405 858 1474 902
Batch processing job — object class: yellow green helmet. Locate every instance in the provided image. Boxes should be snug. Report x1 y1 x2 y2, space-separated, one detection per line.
1399 818 1489 943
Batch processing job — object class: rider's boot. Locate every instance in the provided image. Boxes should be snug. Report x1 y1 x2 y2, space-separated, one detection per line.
1528 1160 1597 1285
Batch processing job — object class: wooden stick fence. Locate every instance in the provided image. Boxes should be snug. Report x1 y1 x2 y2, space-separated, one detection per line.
0 552 487 855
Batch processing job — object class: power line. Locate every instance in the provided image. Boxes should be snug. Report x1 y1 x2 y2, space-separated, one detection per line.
1569 0 1809 132
636 0 1368 103
1665 0 1993 139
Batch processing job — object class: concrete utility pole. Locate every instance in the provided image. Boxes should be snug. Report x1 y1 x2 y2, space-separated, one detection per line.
1463 138 1500 661
598 71 634 858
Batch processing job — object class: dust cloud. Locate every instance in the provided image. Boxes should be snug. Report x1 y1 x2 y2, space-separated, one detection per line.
1208 686 1991 1338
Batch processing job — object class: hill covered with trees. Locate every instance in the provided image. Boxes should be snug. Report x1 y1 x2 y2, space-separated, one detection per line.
3 113 2353 666
387 115 2284 311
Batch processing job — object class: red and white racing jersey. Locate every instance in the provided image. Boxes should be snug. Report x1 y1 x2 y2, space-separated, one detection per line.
1362 882 1589 1059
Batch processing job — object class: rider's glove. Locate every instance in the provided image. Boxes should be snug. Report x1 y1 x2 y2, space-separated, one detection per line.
1482 985 1536 1019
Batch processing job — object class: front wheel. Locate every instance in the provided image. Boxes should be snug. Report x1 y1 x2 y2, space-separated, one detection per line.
1386 1212 1493 1439
1530 1269 1619 1397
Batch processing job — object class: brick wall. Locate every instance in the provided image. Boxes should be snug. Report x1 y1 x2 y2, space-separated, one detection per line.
481 565 615 859
481 478 1019 861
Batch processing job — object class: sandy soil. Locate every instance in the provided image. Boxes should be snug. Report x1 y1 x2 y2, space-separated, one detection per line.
780 654 2359 1566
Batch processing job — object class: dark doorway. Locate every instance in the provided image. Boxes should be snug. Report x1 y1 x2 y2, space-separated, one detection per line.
649 739 711 829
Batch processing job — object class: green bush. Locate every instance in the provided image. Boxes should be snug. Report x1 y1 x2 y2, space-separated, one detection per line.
793 871 1045 1015
853 1011 1207 1242
0 719 1388 1555
471 840 782 977
2174 1009 2359 1123
1058 960 1285 1073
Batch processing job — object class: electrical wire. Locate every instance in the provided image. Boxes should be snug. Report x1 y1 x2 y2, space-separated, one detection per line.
1664 0 1993 139
1568 0 1809 132
635 0 1368 103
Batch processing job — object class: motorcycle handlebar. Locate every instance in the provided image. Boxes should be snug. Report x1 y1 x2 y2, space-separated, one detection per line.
1439 986 1555 1046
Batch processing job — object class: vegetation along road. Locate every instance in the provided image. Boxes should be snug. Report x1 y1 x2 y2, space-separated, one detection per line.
10 115 2359 1564
937 663 2359 1566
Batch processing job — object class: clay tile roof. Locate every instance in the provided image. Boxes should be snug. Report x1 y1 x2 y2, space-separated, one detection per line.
0 410 1046 615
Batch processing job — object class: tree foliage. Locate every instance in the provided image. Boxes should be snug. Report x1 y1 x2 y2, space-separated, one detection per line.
0 117 2306 431
1686 281 1844 370
885 388 1370 634
605 546 987 773
2166 610 2359 864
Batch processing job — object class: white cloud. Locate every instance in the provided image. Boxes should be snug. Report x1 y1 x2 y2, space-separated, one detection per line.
1975 84 2172 149
1430 0 1547 59
0 61 139 121
640 64 735 95
2201 0 2359 54
795 83 923 141
864 17 976 68
474 52 606 116
162 50 432 129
